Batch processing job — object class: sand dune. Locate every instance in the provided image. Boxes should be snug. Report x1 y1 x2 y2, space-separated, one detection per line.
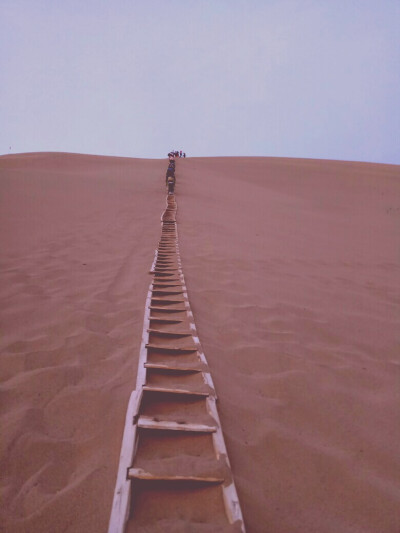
1 153 399 532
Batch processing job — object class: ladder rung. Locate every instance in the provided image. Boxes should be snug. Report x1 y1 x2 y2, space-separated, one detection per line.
137 416 217 433
142 385 209 397
127 468 223 484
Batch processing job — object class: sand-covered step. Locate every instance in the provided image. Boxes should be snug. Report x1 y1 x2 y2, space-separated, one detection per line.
146 344 197 354
148 306 187 313
153 267 179 273
144 361 204 372
152 273 181 280
148 317 184 324
154 258 178 264
155 262 178 267
130 429 225 480
150 297 185 306
153 274 179 280
151 289 184 296
148 320 194 334
137 416 217 433
151 287 183 293
146 349 203 368
154 271 179 280
149 309 186 319
140 388 210 419
125 483 242 533
144 369 210 396
142 385 209 397
154 253 177 259
151 293 184 301
147 336 196 351
152 282 183 288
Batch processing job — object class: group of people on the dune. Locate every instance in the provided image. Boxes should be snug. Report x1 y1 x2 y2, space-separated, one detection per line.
165 150 187 194
168 150 186 158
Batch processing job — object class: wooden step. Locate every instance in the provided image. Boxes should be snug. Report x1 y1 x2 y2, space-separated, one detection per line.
149 317 184 323
153 266 179 274
142 385 209 397
152 283 182 288
153 272 180 278
153 272 181 276
152 289 183 295
128 468 223 484
137 415 217 433
144 362 203 372
151 296 184 303
146 344 197 353
150 299 185 306
148 306 186 313
147 329 192 338
128 453 225 483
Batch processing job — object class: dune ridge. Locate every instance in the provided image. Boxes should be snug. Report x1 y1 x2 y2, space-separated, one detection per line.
1 153 399 532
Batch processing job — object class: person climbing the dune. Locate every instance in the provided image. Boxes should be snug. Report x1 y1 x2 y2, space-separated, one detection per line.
167 175 175 194
166 166 175 186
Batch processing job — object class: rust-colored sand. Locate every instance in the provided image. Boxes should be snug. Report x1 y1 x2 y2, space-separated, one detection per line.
1 153 399 532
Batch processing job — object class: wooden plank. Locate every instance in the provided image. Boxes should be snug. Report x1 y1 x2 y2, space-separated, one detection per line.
153 272 179 277
152 283 183 288
147 329 192 337
137 415 217 433
127 468 223 484
223 483 246 531
146 344 197 353
149 317 184 323
142 385 209 397
144 362 203 372
148 306 187 313
152 290 184 295
108 388 143 533
150 297 185 303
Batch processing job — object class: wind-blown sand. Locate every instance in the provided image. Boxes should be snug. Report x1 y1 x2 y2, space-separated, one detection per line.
1 153 399 532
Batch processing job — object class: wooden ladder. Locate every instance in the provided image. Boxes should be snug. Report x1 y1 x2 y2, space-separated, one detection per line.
109 193 245 532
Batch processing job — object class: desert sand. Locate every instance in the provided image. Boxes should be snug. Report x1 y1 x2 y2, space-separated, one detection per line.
1 153 399 532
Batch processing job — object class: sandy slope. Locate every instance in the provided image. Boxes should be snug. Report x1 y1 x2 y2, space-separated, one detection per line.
1 153 399 532
177 157 400 533
0 153 164 532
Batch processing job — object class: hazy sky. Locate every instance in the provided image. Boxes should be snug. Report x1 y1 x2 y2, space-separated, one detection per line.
1 0 399 163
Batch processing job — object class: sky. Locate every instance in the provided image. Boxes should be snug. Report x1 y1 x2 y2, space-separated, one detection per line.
1 0 399 163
